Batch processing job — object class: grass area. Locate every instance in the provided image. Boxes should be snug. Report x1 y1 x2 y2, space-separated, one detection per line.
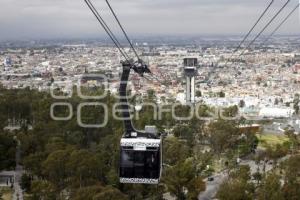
0 187 13 200
256 134 290 148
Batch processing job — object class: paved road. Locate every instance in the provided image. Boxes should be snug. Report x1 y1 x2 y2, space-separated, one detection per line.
198 157 277 200
240 159 273 175
198 171 228 200
13 140 23 200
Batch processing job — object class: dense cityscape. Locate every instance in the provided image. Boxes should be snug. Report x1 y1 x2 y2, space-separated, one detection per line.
0 35 299 200
1 36 300 119
1 0 300 199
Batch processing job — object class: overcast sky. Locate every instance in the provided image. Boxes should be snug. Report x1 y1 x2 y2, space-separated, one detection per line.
0 0 300 40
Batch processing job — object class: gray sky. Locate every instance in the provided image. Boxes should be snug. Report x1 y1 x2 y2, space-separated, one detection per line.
0 0 300 40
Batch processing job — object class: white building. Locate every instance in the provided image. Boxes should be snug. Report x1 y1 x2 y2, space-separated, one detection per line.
259 107 294 118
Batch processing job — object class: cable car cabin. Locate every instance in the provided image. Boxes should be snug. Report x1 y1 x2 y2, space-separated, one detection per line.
120 137 162 184
84 0 162 185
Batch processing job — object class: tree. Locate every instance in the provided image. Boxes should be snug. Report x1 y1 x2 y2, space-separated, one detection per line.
146 184 166 200
216 179 253 200
0 189 3 200
164 158 205 200
206 120 239 155
196 104 211 118
294 104 299 115
67 149 100 188
173 125 193 141
265 144 289 162
30 180 56 200
93 186 128 200
122 184 145 200
21 173 32 192
0 87 147 198
222 105 239 118
0 133 16 170
284 129 299 153
72 185 128 200
42 148 74 190
257 173 284 200
252 171 262 186
186 177 206 200
282 155 300 200
219 91 225 98
230 165 251 183
163 136 190 166
293 94 300 114
196 91 202 97
193 151 213 177
45 137 67 154
217 165 254 200
146 89 156 101
96 134 121 184
239 100 245 108
23 152 47 177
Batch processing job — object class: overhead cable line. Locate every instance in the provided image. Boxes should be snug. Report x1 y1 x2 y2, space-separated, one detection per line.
261 3 300 46
234 0 275 53
84 0 130 62
240 0 291 56
225 0 275 66
105 0 141 61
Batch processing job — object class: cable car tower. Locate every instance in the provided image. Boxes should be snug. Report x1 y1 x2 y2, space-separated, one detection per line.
84 0 162 184
183 58 198 104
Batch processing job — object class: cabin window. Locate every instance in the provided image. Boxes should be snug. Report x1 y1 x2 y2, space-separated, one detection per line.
120 148 160 179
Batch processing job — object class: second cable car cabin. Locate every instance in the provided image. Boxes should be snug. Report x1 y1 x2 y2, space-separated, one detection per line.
120 127 162 184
